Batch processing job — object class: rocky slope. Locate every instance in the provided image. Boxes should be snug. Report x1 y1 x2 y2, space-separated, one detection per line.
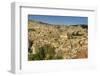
28 20 88 60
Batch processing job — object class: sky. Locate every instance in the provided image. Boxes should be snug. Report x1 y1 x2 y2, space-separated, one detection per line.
28 15 88 25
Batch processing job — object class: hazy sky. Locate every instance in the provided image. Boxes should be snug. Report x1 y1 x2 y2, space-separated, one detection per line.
28 15 88 25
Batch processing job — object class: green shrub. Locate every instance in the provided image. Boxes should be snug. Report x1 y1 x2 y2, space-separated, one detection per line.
28 28 36 32
28 44 56 60
56 56 63 59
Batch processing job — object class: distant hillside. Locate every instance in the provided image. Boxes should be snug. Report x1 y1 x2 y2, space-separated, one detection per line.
29 19 88 27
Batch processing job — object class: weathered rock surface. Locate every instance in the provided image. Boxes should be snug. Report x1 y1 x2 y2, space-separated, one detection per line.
28 20 88 60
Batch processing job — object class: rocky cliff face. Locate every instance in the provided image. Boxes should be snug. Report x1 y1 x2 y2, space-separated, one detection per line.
28 20 88 60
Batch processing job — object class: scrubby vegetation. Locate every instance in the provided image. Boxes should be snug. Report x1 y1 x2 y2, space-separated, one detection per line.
28 20 88 61
28 44 56 60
